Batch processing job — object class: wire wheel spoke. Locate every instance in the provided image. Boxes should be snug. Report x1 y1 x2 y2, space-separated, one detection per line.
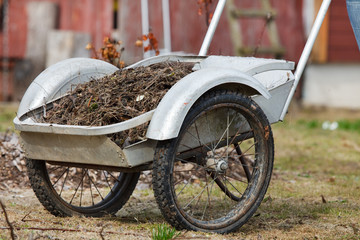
103 171 114 194
79 170 85 207
69 169 86 205
175 174 192 196
51 167 69 188
153 92 274 232
174 120 252 220
59 168 70 197
182 177 216 211
179 143 207 156
108 172 123 184
175 157 207 171
86 170 95 206
184 127 213 153
175 110 247 221
47 166 63 174
217 130 254 159
210 172 243 201
222 175 244 196
45 164 123 208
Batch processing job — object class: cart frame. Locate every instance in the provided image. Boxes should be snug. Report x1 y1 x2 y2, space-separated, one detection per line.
13 0 335 234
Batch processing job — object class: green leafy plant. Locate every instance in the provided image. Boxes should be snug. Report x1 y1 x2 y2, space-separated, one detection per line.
152 223 180 240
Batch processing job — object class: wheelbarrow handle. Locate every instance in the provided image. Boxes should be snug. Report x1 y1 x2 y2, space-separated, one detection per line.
199 0 227 56
280 0 332 120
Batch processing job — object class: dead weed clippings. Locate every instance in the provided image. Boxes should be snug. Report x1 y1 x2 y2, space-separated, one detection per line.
41 61 194 146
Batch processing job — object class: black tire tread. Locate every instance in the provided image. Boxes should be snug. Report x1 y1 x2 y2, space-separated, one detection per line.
26 159 139 217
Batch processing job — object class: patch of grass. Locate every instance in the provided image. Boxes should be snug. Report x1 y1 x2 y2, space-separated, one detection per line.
152 223 180 240
337 119 360 132
259 199 332 221
296 119 321 129
273 120 360 176
252 108 360 238
2 106 360 240
295 118 360 133
0 103 17 132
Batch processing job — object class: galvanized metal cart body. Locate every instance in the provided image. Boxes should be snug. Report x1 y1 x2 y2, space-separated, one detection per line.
14 55 294 168
13 0 333 234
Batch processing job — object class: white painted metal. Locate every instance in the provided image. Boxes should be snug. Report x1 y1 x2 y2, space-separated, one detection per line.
199 0 227 56
127 55 205 69
122 139 157 167
162 0 172 53
146 56 295 140
193 56 295 89
303 0 315 37
17 58 118 119
146 67 270 140
280 0 332 120
20 131 157 168
14 0 334 168
14 55 294 140
20 132 129 167
303 64 360 108
141 0 151 58
193 56 294 78
14 110 155 136
147 72 294 140
17 80 293 167
253 80 294 124
141 0 172 56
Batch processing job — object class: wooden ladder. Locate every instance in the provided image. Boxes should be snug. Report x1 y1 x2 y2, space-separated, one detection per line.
226 0 285 58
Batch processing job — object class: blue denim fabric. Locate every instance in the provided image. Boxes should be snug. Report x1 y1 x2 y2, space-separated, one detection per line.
347 0 360 50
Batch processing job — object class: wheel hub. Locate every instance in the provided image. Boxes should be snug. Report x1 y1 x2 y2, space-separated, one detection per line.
216 160 228 172
206 156 228 173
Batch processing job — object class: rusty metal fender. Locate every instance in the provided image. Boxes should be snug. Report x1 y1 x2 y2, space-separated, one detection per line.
146 67 271 140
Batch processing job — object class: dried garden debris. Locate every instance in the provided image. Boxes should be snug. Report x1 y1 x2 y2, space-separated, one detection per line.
0 132 29 190
41 61 194 145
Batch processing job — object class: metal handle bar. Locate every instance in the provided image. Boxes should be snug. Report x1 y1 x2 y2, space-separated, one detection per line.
198 0 332 119
199 0 227 56
280 0 332 120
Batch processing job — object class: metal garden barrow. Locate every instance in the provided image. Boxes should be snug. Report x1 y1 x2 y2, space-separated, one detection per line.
13 0 332 234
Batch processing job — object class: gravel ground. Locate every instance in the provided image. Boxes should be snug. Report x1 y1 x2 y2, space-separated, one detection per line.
0 132 29 190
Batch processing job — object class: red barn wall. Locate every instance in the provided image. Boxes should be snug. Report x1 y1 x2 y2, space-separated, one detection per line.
1 0 306 61
2 0 359 63
0 1 27 58
328 0 360 62
1 0 359 102
0 0 113 60
0 0 113 100
147 0 305 62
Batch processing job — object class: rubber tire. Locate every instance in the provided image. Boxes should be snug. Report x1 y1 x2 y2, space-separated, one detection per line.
26 159 140 217
152 90 274 234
